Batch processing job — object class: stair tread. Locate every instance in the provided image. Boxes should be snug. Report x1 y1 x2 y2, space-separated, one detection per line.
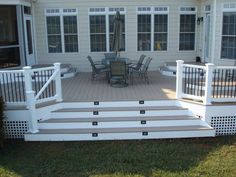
53 106 186 112
40 115 198 123
30 125 213 134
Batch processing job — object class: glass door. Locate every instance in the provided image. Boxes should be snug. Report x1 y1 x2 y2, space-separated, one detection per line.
0 5 21 68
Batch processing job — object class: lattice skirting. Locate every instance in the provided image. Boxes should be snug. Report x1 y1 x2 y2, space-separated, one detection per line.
211 116 236 136
3 120 29 139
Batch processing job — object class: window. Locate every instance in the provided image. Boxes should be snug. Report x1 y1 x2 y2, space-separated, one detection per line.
137 7 168 51
154 14 168 51
90 15 106 52
45 8 78 53
137 15 151 51
221 12 236 59
179 7 196 51
0 5 21 68
89 7 126 52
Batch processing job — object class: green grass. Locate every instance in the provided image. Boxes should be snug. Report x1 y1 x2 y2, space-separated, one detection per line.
0 136 236 177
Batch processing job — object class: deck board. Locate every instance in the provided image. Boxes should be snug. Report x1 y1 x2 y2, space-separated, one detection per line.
61 71 176 102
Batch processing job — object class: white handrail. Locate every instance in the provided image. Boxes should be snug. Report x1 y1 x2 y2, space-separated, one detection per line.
35 69 59 100
31 66 55 72
183 64 206 69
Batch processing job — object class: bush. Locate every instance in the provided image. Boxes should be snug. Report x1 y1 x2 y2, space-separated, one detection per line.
0 97 5 147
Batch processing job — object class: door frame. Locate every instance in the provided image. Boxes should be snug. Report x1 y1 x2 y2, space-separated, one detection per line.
23 14 36 66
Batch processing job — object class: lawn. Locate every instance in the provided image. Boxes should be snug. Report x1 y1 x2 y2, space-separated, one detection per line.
0 136 236 177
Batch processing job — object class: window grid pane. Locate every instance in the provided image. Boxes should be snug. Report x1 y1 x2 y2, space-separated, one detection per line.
138 15 151 51
63 16 78 52
179 14 196 51
154 14 168 51
46 16 62 53
109 14 125 51
221 12 236 59
90 15 106 52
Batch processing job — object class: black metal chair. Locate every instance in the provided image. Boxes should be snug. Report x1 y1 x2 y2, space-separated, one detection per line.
109 60 128 87
129 54 146 72
87 56 109 81
130 57 152 84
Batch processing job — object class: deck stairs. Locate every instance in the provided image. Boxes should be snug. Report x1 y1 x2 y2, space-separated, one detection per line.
24 100 215 141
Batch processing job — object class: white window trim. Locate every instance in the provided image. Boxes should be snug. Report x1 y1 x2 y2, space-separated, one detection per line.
136 6 169 52
178 6 197 52
45 8 79 54
88 7 126 53
220 9 236 60
223 3 236 12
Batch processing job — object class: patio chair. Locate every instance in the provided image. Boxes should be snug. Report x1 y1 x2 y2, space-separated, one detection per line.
109 60 128 87
130 57 152 84
129 54 146 72
87 56 109 81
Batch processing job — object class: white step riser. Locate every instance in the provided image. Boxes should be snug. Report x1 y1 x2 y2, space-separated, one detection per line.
25 130 215 141
60 100 178 109
50 110 191 119
38 119 202 129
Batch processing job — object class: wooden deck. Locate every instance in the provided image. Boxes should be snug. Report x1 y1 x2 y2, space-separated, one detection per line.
61 71 176 102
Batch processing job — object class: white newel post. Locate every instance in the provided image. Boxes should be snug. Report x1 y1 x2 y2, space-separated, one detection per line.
23 66 38 133
203 63 214 105
54 63 63 102
176 60 184 99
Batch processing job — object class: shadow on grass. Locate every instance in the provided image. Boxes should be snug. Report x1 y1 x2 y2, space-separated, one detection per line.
0 136 235 177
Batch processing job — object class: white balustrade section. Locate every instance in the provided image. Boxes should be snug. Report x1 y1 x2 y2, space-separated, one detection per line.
0 63 63 133
176 60 236 105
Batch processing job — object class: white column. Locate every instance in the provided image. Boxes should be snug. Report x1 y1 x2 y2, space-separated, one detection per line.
203 63 214 105
211 0 217 64
176 60 184 99
54 63 63 102
23 66 38 133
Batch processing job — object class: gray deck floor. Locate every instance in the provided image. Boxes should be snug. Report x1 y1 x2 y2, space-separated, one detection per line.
62 71 176 102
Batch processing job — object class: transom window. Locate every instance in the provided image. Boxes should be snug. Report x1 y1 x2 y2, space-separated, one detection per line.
221 11 236 59
89 7 126 52
137 7 168 51
45 8 78 53
179 7 196 51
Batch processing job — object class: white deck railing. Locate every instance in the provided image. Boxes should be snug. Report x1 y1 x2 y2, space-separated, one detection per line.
0 63 62 133
176 60 236 105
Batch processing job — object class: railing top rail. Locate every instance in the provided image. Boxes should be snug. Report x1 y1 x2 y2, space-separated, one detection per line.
31 66 55 72
183 64 206 69
215 66 236 69
0 70 24 74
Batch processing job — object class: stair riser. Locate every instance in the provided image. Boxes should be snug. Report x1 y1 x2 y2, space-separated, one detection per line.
38 119 201 129
50 110 191 119
60 100 178 109
25 130 215 141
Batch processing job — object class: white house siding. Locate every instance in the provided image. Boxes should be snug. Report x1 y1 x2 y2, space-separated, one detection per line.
34 0 202 71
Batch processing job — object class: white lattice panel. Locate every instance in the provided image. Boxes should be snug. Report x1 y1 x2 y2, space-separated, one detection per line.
211 116 236 136
3 121 29 139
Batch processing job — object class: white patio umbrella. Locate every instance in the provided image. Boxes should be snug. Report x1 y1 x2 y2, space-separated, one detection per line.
112 11 123 59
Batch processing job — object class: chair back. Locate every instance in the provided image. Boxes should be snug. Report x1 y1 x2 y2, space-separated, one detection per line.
110 60 126 78
133 54 145 70
87 56 97 71
141 57 152 73
104 53 116 60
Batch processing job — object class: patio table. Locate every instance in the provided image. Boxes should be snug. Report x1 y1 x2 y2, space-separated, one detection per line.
101 57 131 66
